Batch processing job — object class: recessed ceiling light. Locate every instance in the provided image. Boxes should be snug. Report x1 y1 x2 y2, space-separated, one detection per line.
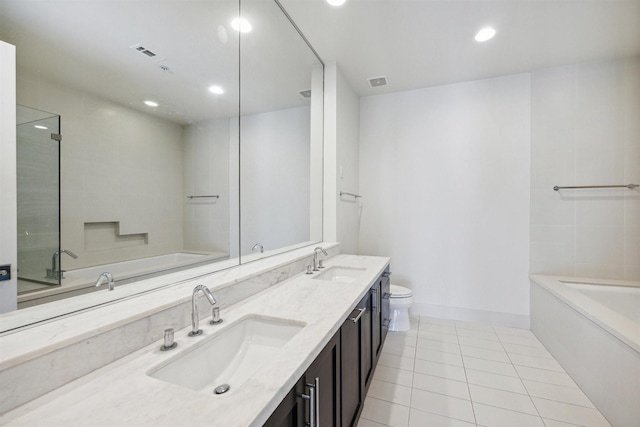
144 100 159 107
209 85 225 95
34 125 48 130
326 0 346 6
231 17 252 33
475 27 496 42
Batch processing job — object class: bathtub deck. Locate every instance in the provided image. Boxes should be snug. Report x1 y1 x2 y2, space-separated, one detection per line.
531 275 640 427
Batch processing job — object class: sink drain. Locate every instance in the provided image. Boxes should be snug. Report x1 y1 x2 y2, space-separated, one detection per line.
214 384 231 395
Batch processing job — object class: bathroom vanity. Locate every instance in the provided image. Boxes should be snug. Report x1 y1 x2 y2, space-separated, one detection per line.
265 266 391 427
0 251 391 427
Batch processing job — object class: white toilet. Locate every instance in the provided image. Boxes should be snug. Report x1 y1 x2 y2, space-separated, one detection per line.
389 285 414 332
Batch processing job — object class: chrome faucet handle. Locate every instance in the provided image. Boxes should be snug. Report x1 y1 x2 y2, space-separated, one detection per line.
160 328 178 351
189 285 216 337
210 307 223 325
313 247 328 271
95 272 115 291
318 260 324 269
306 265 313 275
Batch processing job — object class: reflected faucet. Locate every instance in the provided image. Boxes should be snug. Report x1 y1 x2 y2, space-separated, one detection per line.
47 249 78 280
95 272 115 291
189 285 216 337
313 246 328 271
252 243 264 253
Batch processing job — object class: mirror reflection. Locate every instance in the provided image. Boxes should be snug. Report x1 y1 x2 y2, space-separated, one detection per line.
239 0 324 260
0 0 323 314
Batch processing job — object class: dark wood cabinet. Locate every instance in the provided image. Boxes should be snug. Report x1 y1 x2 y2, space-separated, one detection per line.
340 294 370 427
305 331 341 427
264 332 341 427
263 382 303 427
265 267 390 427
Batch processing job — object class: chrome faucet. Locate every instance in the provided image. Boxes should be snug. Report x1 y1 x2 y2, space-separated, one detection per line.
47 249 78 280
313 247 328 271
189 285 216 337
95 272 115 291
252 243 264 253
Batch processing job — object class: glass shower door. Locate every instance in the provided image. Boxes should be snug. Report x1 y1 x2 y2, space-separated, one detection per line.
16 105 61 293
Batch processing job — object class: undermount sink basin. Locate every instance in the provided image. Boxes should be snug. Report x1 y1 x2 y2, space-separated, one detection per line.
312 266 366 283
148 315 304 394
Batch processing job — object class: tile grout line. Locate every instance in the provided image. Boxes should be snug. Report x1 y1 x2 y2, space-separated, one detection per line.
456 321 478 426
493 324 547 424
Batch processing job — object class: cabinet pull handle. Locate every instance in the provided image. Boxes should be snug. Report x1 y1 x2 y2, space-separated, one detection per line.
350 307 366 323
383 271 392 278
378 286 382 315
382 292 391 299
298 391 312 427
371 288 378 312
299 382 316 427
383 318 391 327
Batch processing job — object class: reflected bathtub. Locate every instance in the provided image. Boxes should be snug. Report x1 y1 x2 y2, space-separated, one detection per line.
530 275 640 427
18 251 228 308
64 252 221 284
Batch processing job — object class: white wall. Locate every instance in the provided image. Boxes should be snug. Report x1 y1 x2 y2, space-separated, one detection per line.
359 74 531 327
0 41 17 313
324 62 361 251
323 63 338 243
240 107 311 254
530 57 640 280
16 74 185 270
336 66 361 255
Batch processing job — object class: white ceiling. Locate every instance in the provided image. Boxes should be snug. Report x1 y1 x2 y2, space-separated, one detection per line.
0 0 319 124
279 0 640 96
1 0 639 121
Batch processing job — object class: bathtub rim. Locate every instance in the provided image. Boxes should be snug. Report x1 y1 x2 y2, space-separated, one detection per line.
530 274 640 354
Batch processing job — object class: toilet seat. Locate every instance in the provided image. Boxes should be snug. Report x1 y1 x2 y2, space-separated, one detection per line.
390 285 413 298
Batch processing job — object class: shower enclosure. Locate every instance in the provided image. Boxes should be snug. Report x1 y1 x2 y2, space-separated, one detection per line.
16 105 61 293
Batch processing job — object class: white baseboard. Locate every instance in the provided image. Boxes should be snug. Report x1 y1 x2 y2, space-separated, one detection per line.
411 302 530 329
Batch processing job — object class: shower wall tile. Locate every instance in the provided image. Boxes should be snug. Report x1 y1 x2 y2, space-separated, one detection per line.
530 190 574 225
530 225 575 276
530 150 574 191
574 226 624 266
182 118 232 254
530 57 640 280
574 192 625 227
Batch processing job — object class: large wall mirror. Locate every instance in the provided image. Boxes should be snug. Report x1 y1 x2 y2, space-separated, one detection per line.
0 0 323 328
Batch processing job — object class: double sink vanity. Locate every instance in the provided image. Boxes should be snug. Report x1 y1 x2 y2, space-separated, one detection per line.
0 248 391 427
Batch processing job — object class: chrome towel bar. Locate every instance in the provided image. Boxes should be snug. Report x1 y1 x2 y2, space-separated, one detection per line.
340 191 362 198
187 195 220 199
553 184 638 191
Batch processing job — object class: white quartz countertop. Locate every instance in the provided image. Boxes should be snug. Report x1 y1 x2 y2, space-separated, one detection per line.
0 254 390 427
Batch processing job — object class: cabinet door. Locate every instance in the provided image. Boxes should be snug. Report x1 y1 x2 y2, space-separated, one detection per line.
263 380 304 427
341 294 371 427
305 331 341 427
265 332 340 427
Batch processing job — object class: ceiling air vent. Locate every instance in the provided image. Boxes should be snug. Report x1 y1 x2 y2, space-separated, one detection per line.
368 76 388 88
298 89 312 99
130 43 166 63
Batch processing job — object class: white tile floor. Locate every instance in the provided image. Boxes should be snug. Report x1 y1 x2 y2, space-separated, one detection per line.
358 316 611 427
